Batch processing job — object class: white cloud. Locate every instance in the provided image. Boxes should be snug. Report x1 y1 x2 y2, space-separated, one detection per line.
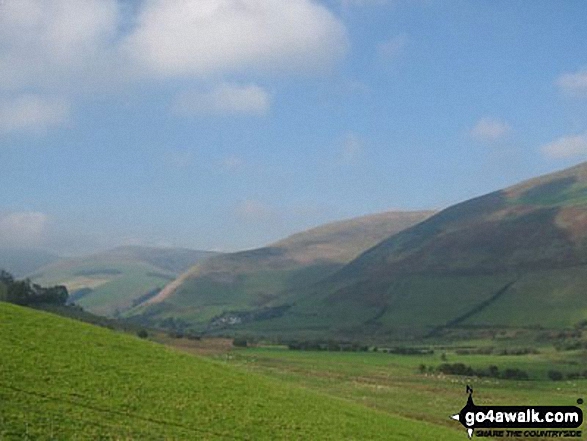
341 0 391 7
556 69 587 98
340 132 364 164
0 212 48 248
234 199 275 222
0 0 119 91
164 150 195 169
221 155 246 172
122 0 348 78
0 0 347 126
173 83 271 116
0 95 70 134
542 132 587 159
377 34 408 61
469 117 511 142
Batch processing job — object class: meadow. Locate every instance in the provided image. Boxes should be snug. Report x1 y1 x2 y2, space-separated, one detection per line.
0 302 461 440
164 334 587 440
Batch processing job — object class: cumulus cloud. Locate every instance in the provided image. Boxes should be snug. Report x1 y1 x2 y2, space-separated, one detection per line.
556 69 587 98
341 0 391 7
377 34 408 61
0 0 346 87
173 84 271 116
0 0 119 91
469 117 511 142
234 199 275 222
340 132 364 164
542 132 587 159
0 0 347 133
0 95 70 134
0 212 48 248
163 150 195 169
121 0 348 78
221 155 246 172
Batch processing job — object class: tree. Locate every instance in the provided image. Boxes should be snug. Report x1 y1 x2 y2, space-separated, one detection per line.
547 370 564 381
232 338 248 348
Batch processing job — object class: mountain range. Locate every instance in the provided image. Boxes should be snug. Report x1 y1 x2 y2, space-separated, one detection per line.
29 246 218 317
131 211 434 329
134 161 587 340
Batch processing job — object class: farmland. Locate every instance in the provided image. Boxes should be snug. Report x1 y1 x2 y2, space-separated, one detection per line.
162 332 587 440
0 302 460 440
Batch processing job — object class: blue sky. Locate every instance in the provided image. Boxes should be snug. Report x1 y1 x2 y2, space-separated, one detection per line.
1 0 587 254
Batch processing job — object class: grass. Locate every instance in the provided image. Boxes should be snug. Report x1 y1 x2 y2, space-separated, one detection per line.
213 345 587 439
464 267 587 327
0 302 461 440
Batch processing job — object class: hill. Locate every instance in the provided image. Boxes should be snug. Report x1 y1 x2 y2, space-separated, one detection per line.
131 211 434 330
30 246 218 317
0 248 60 278
240 161 587 339
0 302 457 440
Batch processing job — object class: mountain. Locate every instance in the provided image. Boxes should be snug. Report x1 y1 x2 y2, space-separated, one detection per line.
0 302 456 440
132 211 434 329
0 248 61 278
240 161 587 339
30 246 218 317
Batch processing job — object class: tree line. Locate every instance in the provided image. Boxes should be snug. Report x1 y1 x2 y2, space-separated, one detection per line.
0 270 68 306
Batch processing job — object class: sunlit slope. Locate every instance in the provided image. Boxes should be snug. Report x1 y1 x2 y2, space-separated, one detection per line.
248 162 587 337
31 246 217 317
135 211 434 327
0 303 458 440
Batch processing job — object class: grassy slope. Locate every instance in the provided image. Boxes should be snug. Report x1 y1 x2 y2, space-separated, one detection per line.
31 246 217 317
0 303 458 440
135 211 434 328
243 162 587 338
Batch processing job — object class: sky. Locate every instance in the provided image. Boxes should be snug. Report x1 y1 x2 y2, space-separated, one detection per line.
1 0 587 255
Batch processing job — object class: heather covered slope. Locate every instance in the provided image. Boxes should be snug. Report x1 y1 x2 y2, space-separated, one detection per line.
242 162 587 338
132 211 433 328
0 302 458 440
30 246 217 317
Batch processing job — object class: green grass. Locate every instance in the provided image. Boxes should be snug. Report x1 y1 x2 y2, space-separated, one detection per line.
219 346 587 438
465 267 587 327
0 302 460 440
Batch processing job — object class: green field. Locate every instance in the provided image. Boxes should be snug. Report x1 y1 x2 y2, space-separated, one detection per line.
213 345 587 440
0 303 462 440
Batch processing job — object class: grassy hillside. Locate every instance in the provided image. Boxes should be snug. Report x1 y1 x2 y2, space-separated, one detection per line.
0 302 458 440
0 248 60 278
31 246 217 317
132 211 433 330
237 161 587 339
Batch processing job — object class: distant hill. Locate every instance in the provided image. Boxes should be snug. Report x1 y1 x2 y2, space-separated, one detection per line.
132 211 434 329
30 246 218 317
0 248 60 278
0 302 457 440
241 161 587 339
